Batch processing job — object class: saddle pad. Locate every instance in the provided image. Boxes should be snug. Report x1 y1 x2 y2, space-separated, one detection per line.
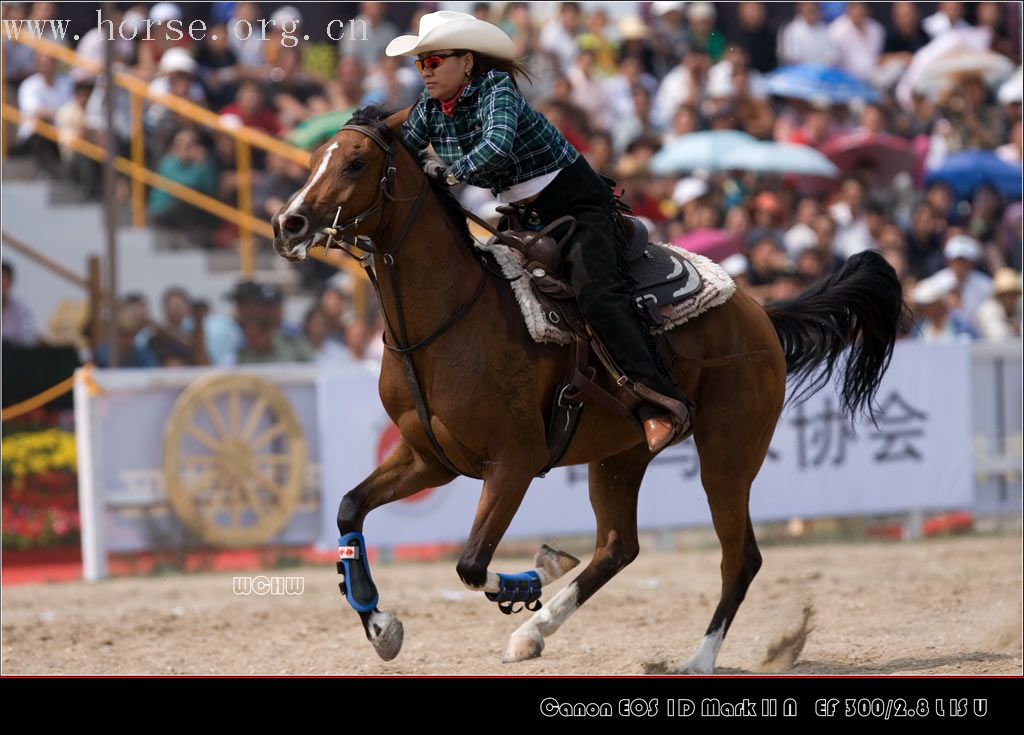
472 239 736 345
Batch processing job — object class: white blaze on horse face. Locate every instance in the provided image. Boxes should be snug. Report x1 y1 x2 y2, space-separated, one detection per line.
285 141 339 220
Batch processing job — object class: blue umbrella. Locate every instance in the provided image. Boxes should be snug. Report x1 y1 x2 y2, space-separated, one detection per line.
764 64 880 104
650 130 757 175
925 150 1023 200
719 141 840 177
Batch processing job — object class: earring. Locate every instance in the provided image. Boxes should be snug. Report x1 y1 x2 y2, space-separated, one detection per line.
465 69 470 77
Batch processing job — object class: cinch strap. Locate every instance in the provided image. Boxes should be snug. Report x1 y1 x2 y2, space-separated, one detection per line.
337 532 378 613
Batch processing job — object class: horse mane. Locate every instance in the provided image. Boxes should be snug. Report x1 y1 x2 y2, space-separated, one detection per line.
348 104 472 247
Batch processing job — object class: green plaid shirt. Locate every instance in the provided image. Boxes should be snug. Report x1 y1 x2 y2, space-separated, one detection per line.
401 70 578 196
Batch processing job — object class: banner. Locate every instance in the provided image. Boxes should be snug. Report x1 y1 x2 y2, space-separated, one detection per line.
316 341 977 550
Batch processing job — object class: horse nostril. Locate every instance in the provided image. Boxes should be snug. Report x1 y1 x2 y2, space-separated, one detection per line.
281 214 308 237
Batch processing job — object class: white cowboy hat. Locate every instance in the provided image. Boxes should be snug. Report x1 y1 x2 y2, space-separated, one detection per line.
385 10 514 61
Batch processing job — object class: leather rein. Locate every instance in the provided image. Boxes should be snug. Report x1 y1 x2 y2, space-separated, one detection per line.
314 123 517 478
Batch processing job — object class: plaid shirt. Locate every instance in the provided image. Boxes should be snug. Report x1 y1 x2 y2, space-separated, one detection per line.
401 70 578 196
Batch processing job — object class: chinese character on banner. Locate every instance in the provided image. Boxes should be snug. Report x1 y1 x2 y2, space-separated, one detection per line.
869 391 928 463
650 440 701 480
790 396 856 469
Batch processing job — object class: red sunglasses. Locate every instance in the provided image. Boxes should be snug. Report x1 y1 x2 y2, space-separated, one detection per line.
415 51 463 73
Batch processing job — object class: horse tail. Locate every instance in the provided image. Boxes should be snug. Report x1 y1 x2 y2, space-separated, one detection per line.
764 250 908 421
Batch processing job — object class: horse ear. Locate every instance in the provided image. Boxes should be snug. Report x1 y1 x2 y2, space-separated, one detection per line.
383 105 413 132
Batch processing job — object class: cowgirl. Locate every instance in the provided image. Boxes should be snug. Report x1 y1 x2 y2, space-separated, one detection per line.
386 11 692 452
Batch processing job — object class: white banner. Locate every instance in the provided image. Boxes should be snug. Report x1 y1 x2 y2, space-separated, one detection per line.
316 341 976 550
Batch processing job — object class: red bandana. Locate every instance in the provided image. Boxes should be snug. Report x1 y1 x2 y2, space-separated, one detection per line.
440 79 470 118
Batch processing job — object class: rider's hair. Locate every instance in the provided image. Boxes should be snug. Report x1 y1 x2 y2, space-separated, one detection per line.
464 51 535 96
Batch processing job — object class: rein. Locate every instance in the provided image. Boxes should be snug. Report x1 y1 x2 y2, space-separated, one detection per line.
316 122 510 478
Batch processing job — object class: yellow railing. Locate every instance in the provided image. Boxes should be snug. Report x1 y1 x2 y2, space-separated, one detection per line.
0 34 368 284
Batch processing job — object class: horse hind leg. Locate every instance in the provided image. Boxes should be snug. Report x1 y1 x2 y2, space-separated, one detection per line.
503 441 652 662
670 428 772 674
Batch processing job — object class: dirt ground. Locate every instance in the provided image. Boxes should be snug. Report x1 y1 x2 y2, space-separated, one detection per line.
2 535 1021 675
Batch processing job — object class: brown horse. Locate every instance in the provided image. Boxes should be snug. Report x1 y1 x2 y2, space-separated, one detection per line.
272 106 904 673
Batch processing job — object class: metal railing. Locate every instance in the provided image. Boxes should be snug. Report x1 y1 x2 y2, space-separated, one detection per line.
1 34 367 283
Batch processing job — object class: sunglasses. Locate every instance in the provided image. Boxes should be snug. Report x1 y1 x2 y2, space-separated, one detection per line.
415 51 463 73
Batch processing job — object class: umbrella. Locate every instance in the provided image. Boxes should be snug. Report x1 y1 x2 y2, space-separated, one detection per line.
763 64 880 105
896 27 992 110
286 110 353 150
719 141 840 177
913 49 1014 97
821 131 919 186
925 150 1023 201
650 130 757 175
671 229 740 263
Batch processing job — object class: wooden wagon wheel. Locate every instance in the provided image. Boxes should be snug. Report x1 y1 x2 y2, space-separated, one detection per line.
162 372 307 547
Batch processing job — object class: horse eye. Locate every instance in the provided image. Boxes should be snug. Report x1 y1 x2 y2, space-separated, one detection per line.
349 159 365 173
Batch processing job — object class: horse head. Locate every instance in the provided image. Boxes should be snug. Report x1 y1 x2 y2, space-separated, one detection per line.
272 106 412 262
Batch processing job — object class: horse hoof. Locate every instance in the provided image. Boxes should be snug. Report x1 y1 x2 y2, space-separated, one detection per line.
368 610 404 661
502 630 544 663
671 658 714 675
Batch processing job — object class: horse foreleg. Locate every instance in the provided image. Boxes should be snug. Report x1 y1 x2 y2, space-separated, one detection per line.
504 442 652 662
336 438 457 661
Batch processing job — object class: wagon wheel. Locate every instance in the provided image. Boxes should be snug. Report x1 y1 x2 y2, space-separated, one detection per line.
163 373 307 547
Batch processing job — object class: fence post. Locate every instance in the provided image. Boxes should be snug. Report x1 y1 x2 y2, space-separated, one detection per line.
237 138 254 277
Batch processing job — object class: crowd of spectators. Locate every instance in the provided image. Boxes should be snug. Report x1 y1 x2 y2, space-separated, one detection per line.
2 1 1022 357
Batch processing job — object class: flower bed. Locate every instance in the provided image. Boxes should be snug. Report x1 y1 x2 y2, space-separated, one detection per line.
2 429 79 549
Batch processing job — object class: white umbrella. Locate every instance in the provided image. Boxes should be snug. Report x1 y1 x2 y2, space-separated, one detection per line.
896 27 992 110
913 49 1014 96
719 142 839 177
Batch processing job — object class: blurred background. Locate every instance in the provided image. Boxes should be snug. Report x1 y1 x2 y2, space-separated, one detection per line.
0 2 1020 584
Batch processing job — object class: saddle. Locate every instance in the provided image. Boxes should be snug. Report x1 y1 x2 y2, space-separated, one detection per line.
488 204 704 475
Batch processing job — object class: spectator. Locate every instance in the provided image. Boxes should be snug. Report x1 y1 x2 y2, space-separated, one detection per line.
568 49 612 132
139 287 203 366
235 284 313 364
2 2 38 90
827 2 885 81
1 261 36 347
147 128 219 232
219 80 282 136
976 268 1023 340
340 2 400 72
922 2 970 40
649 2 689 78
905 201 945 278
576 8 617 77
539 2 583 74
16 54 72 174
744 229 788 303
303 307 353 364
936 235 995 323
146 48 207 158
778 2 837 67
194 22 241 110
55 80 98 195
685 2 725 63
93 306 159 368
910 272 978 342
882 2 929 63
135 2 190 80
829 178 874 258
729 2 776 74
228 1 266 69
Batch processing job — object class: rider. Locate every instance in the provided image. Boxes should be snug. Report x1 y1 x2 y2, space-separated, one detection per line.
386 10 692 452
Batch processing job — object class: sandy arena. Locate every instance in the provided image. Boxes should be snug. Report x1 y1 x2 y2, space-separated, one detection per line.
2 535 1021 675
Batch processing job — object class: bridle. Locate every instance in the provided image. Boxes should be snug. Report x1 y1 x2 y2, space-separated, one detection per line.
313 122 511 355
